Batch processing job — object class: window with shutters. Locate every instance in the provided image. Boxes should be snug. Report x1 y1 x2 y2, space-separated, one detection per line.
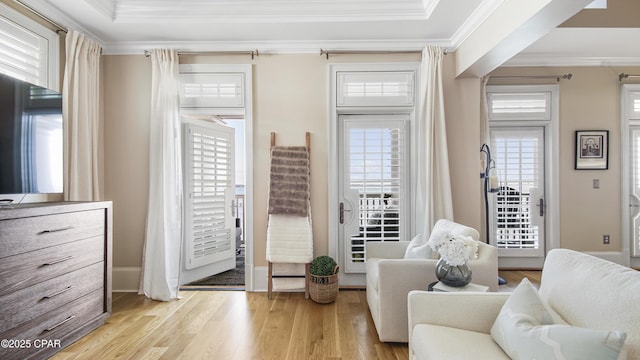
183 122 235 269
626 90 640 120
622 85 640 262
343 118 408 271
330 63 418 285
490 128 544 256
179 72 244 108
0 3 59 89
337 71 415 107
487 85 557 262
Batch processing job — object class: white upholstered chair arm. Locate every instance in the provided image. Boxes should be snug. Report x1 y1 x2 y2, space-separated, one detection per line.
366 241 409 260
407 290 510 352
468 241 499 291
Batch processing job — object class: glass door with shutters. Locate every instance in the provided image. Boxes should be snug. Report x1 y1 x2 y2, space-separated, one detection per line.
180 120 236 285
629 127 640 257
624 87 640 260
490 127 545 258
338 115 409 278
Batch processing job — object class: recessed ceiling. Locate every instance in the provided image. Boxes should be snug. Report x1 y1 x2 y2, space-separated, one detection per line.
13 0 640 67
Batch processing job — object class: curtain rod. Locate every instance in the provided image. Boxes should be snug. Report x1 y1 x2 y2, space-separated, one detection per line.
489 74 573 82
143 50 259 59
619 73 640 82
14 0 67 33
320 48 447 60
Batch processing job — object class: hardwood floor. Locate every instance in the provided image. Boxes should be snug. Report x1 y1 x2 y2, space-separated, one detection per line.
51 271 540 360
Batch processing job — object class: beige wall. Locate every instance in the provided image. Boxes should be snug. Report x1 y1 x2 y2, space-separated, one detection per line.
103 55 151 268
103 53 637 282
102 52 483 275
489 66 640 252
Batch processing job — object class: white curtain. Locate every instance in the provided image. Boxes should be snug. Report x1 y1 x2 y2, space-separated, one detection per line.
63 30 102 201
139 49 183 301
416 46 454 236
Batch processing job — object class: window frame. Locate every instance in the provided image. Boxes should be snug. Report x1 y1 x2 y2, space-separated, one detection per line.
0 2 60 90
486 84 560 269
328 62 419 286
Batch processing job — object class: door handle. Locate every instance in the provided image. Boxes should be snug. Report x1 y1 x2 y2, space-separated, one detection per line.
536 198 544 216
339 202 352 224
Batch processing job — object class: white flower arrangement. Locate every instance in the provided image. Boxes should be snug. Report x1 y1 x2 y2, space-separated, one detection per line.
428 232 479 266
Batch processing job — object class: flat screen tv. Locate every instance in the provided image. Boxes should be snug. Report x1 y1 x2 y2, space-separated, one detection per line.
0 73 63 199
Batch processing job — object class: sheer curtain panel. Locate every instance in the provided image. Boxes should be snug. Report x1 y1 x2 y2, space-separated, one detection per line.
415 46 453 236
63 30 101 201
139 49 183 301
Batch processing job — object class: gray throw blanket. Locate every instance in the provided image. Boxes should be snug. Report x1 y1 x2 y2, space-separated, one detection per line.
268 146 310 217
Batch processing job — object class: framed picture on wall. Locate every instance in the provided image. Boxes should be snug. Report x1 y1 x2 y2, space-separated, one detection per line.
575 130 609 170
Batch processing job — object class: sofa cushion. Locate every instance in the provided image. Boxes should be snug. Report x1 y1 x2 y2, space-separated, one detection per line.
539 249 640 359
412 324 510 360
491 278 627 360
404 233 433 259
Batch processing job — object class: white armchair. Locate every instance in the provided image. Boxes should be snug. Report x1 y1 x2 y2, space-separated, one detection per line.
365 219 498 343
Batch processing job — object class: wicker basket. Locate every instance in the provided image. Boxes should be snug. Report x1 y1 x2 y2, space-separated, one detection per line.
309 266 339 304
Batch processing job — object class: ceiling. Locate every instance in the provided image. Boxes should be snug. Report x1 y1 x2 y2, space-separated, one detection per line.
13 0 640 67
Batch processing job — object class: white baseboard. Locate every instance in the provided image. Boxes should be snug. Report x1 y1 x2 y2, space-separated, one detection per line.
253 266 267 292
253 265 308 294
113 267 141 292
114 265 308 294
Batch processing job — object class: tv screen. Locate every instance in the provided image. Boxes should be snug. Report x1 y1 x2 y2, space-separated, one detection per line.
0 73 63 196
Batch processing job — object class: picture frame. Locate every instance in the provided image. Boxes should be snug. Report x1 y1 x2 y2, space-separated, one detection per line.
575 130 609 170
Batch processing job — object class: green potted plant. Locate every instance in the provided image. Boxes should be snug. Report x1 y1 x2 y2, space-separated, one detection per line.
308 255 339 303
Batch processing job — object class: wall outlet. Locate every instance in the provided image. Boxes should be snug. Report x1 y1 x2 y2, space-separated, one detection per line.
603 234 610 244
593 179 600 189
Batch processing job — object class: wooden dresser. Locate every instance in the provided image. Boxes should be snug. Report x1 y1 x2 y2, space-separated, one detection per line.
0 201 112 360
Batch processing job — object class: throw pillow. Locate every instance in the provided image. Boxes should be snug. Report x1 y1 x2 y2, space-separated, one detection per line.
491 278 626 360
403 234 432 259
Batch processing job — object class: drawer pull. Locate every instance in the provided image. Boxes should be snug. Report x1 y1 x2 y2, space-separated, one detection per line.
43 286 74 299
39 226 75 234
43 255 75 266
44 315 76 332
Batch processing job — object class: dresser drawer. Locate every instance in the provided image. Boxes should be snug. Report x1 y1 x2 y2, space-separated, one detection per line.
0 289 105 360
0 209 105 259
0 262 104 333
0 236 105 297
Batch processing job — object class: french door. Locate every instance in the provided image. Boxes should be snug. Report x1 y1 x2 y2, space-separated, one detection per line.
628 127 640 257
490 127 546 259
337 115 409 284
180 120 236 285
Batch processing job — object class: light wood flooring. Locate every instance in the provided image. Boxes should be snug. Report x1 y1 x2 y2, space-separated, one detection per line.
51 270 541 360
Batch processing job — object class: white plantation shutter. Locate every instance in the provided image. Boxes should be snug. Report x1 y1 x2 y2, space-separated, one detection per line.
343 117 408 272
337 71 415 107
627 91 640 120
488 92 551 121
0 4 59 88
491 129 544 255
184 122 235 269
179 73 244 108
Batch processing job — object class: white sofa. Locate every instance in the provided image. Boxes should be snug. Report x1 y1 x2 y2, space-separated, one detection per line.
366 219 498 343
408 249 640 359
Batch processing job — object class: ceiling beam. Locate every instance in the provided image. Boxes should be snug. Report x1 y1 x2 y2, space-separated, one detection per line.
455 0 594 78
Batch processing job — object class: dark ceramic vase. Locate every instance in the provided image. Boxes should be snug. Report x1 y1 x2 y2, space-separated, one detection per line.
435 257 472 287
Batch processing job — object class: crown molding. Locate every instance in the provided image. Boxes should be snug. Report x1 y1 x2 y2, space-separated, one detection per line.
504 54 640 67
84 0 115 19
112 0 429 23
449 0 505 49
16 0 105 45
101 39 451 56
